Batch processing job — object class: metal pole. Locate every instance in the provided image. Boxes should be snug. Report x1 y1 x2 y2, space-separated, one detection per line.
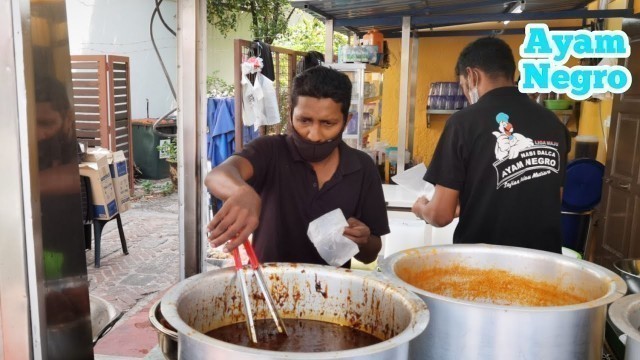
397 16 411 173
1 1 36 357
407 30 419 164
4 0 93 358
324 19 334 64
177 0 206 279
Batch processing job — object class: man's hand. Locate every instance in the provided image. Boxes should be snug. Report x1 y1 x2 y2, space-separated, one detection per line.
412 196 429 220
207 185 261 252
343 217 371 245
345 217 381 264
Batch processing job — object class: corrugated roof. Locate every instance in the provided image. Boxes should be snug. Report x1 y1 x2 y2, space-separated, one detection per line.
290 0 632 37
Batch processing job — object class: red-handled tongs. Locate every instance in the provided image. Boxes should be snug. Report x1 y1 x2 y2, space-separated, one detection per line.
231 240 288 343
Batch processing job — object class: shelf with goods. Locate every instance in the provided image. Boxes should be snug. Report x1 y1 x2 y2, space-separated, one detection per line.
326 63 384 149
426 81 467 128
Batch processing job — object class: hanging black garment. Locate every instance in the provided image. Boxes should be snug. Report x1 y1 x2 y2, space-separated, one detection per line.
250 41 275 81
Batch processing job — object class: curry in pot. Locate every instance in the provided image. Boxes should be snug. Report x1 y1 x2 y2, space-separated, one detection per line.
207 318 382 352
398 263 587 306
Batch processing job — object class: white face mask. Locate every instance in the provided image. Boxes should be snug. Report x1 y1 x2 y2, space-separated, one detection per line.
467 70 479 105
469 86 479 105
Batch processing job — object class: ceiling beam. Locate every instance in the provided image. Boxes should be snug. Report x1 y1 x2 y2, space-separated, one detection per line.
345 0 507 19
303 4 333 19
334 8 633 28
381 26 582 38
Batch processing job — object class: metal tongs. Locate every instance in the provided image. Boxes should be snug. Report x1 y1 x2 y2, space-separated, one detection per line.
231 240 288 343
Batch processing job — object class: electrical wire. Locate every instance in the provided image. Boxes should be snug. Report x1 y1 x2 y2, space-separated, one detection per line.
598 100 608 153
150 0 177 138
150 0 176 99
155 0 176 36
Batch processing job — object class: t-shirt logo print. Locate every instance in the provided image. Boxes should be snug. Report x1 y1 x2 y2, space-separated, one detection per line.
491 112 560 189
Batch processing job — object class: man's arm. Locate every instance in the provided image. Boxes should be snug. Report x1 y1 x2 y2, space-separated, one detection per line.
205 155 261 252
412 185 460 227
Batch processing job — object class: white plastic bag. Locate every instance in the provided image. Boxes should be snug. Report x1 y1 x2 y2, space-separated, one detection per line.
255 74 280 129
307 209 359 266
391 163 435 200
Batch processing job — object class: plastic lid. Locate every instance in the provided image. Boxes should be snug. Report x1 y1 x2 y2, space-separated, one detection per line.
562 158 605 212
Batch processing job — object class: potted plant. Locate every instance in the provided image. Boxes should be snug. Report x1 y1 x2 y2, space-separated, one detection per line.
157 138 178 187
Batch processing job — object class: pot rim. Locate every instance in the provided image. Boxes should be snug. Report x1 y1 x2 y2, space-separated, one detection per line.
613 258 640 278
161 263 430 359
608 293 640 343
149 299 178 340
379 244 627 312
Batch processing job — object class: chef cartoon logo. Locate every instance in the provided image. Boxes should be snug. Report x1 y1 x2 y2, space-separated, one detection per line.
492 112 560 189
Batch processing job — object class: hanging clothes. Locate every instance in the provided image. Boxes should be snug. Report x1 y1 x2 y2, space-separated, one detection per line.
207 97 262 167
250 41 275 81
240 58 281 130
207 97 260 212
243 124 260 145
207 97 235 168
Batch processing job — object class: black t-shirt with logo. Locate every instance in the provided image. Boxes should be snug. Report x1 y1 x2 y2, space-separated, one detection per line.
425 86 570 253
237 135 390 266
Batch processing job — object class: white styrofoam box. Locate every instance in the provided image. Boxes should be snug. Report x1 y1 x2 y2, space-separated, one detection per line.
382 211 432 258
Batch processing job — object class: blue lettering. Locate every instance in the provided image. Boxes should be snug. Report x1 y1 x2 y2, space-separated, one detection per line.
609 69 627 90
521 62 549 89
570 70 590 97
593 69 607 88
595 34 626 54
522 25 553 56
573 34 592 56
551 70 570 89
551 34 573 62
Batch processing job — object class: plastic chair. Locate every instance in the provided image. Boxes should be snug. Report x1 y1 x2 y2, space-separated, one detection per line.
81 175 129 268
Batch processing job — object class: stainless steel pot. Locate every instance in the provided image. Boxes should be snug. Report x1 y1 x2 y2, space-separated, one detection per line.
149 299 178 360
609 294 640 360
89 295 118 344
161 263 429 360
380 244 626 360
614 259 640 294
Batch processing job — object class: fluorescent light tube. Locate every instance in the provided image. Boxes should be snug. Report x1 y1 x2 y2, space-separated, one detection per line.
503 1 525 25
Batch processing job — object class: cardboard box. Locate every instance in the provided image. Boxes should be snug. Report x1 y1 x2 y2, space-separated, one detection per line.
109 150 131 213
79 155 118 220
85 148 131 213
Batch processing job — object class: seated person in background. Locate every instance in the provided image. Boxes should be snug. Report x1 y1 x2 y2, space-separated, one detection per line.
206 66 389 266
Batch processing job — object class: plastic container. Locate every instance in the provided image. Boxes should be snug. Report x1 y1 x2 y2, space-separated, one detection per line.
363 29 384 55
132 118 176 179
575 135 599 159
544 99 572 110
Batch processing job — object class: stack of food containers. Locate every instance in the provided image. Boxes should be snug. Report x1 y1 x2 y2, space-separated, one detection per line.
427 82 467 110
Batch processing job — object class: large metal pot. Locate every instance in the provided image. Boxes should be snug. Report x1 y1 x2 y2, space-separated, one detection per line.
149 299 178 360
380 244 626 360
161 263 429 360
609 294 640 360
613 259 640 294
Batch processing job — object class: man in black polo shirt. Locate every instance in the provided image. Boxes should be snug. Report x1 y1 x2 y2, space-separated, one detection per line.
206 66 389 266
412 37 569 253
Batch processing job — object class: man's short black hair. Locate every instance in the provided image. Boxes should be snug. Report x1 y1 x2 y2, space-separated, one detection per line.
291 66 352 120
455 37 516 81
